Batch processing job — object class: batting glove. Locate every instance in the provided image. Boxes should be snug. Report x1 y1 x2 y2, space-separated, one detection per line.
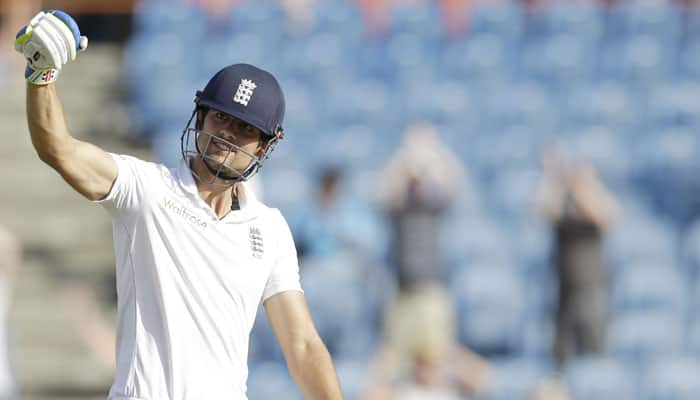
14 10 88 85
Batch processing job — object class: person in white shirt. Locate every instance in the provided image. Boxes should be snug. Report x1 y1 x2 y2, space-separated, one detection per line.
15 10 343 400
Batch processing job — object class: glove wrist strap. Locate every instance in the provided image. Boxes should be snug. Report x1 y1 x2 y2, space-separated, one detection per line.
25 66 59 85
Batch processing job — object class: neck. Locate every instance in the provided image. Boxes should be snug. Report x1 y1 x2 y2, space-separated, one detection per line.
191 158 239 218
199 183 237 219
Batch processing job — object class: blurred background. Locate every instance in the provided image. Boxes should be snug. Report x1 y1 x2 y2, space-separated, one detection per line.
1 0 700 399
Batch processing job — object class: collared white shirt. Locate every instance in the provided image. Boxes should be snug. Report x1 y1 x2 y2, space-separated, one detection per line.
95 154 302 400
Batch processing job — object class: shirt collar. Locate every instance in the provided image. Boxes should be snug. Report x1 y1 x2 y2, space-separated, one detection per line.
176 159 261 223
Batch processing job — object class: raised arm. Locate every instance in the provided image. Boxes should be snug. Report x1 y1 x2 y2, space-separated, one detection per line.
264 291 343 400
18 10 117 201
27 83 117 200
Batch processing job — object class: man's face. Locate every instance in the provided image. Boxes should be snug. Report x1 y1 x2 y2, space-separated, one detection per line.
196 109 264 177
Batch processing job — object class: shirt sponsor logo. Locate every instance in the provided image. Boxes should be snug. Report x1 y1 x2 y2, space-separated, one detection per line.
162 198 208 229
249 226 264 259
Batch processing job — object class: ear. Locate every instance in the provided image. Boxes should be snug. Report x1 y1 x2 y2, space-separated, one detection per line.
195 108 207 130
255 138 269 157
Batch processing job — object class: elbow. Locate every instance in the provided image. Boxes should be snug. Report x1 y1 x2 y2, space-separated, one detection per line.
32 137 74 171
288 333 326 363
35 148 62 170
35 148 55 165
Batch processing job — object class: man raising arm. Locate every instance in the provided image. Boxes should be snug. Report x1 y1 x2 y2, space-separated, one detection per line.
17 10 342 400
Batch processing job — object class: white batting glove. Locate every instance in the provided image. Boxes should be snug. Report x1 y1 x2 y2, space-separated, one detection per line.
14 10 88 85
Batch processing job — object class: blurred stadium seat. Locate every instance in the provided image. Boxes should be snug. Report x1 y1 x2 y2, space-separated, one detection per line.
484 357 552 400
640 358 700 400
247 361 302 399
608 312 684 366
612 264 687 316
469 3 523 45
565 356 636 400
451 264 526 355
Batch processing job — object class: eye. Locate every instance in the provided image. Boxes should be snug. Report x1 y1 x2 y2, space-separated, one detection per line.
214 112 229 122
237 121 258 136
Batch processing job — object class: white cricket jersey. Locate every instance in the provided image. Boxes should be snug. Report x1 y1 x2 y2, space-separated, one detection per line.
95 154 303 400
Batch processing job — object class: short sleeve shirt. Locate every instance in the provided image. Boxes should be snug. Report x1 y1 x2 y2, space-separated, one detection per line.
96 154 302 400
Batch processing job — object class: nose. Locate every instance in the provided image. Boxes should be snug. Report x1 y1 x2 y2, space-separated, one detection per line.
217 127 237 143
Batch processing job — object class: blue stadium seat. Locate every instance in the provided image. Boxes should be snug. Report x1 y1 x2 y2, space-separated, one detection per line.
442 217 513 267
611 3 681 43
607 217 678 267
482 81 557 133
612 264 687 316
134 0 207 37
399 78 474 127
563 83 636 131
521 317 555 360
687 320 700 358
451 265 527 355
521 33 595 87
484 357 552 400
334 359 369 400
247 361 301 399
485 166 540 224
640 358 700 400
385 31 440 84
684 7 700 44
608 312 684 365
301 254 381 358
511 222 551 275
124 33 197 136
249 310 285 363
441 33 513 86
277 80 321 140
565 356 636 400
599 35 671 86
678 42 700 80
469 3 523 45
390 2 444 39
541 4 603 40
259 164 312 211
561 126 631 187
631 127 700 229
681 219 700 282
646 81 700 129
310 1 363 40
197 31 274 80
229 1 285 33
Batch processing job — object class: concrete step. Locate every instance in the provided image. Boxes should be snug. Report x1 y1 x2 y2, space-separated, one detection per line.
9 258 114 395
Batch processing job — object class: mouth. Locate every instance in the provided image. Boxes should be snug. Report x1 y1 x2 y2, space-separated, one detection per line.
209 141 236 155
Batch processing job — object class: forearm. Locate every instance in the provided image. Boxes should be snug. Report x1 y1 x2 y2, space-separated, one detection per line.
26 83 76 165
287 336 343 400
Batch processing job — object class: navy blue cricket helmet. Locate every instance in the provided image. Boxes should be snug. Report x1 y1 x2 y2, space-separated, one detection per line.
181 63 286 185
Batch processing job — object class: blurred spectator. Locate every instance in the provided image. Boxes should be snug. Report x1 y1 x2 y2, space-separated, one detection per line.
363 123 489 399
281 0 317 33
376 122 464 290
0 226 19 399
354 0 392 36
536 144 619 368
353 0 474 37
529 378 571 400
362 284 491 399
0 0 41 74
59 282 116 371
184 0 242 21
291 166 345 260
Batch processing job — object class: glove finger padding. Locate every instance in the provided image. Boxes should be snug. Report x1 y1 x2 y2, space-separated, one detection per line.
30 22 65 68
42 13 77 62
13 10 87 85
